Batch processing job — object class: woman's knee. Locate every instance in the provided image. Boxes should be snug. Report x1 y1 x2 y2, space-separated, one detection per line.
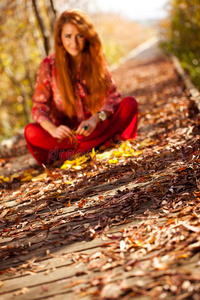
122 96 138 110
119 97 138 116
24 123 40 142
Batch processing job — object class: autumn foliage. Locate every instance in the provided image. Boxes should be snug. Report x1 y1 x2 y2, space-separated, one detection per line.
161 0 200 88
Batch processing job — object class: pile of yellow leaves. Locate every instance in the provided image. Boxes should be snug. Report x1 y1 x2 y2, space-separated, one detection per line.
61 141 143 170
0 141 145 183
0 169 47 183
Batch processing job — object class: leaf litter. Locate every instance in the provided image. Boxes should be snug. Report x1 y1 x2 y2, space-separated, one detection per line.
0 54 200 299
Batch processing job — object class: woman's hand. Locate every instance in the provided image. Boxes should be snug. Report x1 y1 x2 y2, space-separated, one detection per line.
50 125 75 140
40 120 75 141
76 114 99 137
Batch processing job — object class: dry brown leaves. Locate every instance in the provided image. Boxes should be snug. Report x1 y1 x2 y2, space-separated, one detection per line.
1 54 200 299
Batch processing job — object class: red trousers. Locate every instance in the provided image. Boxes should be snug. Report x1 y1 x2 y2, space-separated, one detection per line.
25 97 138 165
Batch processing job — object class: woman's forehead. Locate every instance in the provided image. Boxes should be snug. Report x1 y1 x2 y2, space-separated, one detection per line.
61 22 80 33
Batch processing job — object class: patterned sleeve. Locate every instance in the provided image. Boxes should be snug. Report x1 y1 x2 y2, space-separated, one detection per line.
99 64 121 114
31 58 52 123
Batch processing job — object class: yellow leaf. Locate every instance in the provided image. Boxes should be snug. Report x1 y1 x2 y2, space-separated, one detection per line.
75 155 90 164
72 165 84 170
139 138 152 148
61 163 72 169
90 148 96 159
131 150 143 156
23 168 35 176
32 173 47 182
134 240 144 247
108 158 118 164
112 141 143 159
178 254 188 258
61 154 90 169
96 150 113 160
10 173 21 181
21 175 33 182
0 176 10 182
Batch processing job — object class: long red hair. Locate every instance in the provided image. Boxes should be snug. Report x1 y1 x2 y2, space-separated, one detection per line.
54 9 108 118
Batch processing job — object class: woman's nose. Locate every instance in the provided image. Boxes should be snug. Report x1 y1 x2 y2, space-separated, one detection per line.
72 36 78 46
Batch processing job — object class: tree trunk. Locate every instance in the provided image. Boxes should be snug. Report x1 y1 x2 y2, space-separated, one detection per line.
44 0 57 33
31 0 51 55
49 0 57 17
26 0 46 59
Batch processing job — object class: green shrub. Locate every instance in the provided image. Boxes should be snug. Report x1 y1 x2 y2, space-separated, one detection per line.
162 0 200 88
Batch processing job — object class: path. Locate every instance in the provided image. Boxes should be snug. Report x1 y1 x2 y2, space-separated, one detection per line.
0 39 200 300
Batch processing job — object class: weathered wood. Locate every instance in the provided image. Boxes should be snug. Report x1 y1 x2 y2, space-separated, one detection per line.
1 41 200 300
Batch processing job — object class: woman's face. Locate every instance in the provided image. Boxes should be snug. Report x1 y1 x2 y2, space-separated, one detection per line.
61 23 86 60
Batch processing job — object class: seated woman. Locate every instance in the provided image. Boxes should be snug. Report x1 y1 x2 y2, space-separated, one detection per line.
25 9 138 165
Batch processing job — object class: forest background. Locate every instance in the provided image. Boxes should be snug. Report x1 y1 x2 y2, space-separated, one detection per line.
0 0 199 141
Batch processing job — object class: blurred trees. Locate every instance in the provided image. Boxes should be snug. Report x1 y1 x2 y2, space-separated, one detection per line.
0 0 57 139
161 0 200 88
94 14 154 66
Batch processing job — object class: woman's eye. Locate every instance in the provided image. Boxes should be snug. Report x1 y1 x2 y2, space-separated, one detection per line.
65 34 71 38
77 34 84 38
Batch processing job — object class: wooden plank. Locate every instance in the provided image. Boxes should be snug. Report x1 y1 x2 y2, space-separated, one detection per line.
0 203 152 273
0 264 153 300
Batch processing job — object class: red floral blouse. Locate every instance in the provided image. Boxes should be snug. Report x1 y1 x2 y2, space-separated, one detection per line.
31 53 121 126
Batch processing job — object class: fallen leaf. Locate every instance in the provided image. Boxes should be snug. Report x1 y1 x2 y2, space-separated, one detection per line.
13 287 29 296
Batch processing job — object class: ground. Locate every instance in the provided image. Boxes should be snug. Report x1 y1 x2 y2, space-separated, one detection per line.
0 41 200 300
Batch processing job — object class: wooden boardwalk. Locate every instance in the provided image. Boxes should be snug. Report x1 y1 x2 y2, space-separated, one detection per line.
1 39 200 299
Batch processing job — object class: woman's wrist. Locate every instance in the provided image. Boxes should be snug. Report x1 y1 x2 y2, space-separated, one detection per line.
91 113 100 124
95 110 111 123
40 120 57 135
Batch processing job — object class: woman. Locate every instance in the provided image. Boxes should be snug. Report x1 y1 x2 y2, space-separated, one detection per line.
25 9 138 165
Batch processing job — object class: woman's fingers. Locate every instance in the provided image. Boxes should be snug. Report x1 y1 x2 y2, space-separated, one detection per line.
76 122 84 135
83 125 93 136
77 123 90 136
58 126 71 137
77 113 100 137
54 125 75 140
77 120 96 137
